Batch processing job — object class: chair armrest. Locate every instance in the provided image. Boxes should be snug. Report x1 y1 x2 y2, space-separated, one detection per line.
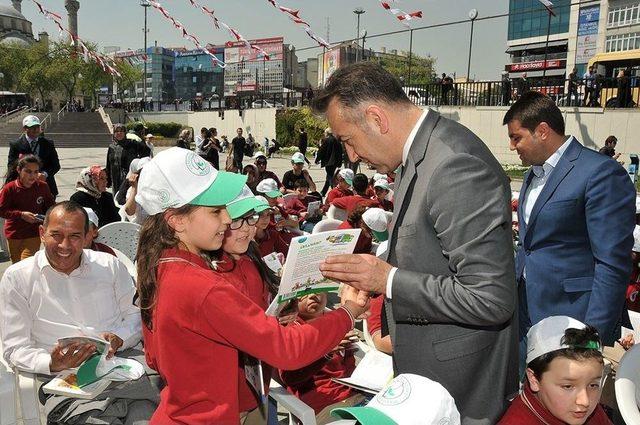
0 357 17 425
14 369 46 425
269 383 317 425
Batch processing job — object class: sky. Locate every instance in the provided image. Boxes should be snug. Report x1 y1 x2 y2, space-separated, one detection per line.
16 0 510 80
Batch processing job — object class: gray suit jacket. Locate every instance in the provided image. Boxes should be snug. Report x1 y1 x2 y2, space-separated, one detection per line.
383 110 518 424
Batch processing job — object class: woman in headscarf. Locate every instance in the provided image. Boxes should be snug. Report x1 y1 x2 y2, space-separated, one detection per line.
69 165 121 227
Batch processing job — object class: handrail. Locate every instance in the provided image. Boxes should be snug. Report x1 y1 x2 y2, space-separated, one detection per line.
40 114 52 132
0 105 30 125
57 103 68 122
97 106 114 134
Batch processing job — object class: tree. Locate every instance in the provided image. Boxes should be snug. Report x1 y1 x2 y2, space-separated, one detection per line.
112 60 142 102
375 51 437 85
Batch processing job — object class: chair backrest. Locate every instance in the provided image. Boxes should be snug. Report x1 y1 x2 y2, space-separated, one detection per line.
111 247 137 280
327 205 348 222
96 222 141 262
312 219 343 234
616 343 640 424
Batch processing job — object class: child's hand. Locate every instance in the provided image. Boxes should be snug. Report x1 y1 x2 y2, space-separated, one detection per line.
619 334 635 350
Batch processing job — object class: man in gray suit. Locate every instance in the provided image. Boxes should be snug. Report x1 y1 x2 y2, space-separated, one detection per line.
316 63 518 424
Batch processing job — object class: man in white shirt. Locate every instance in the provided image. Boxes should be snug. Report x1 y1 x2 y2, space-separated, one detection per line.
0 201 154 422
0 201 140 374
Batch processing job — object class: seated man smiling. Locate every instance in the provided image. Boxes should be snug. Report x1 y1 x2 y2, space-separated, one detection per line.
0 201 157 423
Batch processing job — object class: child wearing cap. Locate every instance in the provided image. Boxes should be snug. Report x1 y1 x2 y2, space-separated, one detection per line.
337 205 374 254
280 292 366 424
0 154 55 263
282 152 317 194
285 179 323 233
372 179 394 212
254 196 292 259
498 316 611 425
325 169 355 208
135 147 368 424
256 178 299 234
82 207 116 256
254 154 282 187
331 173 380 216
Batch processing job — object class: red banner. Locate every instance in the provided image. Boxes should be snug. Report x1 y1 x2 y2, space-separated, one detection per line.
509 60 564 71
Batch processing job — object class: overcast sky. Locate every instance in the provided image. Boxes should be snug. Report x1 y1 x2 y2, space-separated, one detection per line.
18 0 510 80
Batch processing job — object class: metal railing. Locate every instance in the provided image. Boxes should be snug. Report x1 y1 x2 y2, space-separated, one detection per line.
97 106 114 134
0 105 30 126
57 103 68 122
40 114 52 132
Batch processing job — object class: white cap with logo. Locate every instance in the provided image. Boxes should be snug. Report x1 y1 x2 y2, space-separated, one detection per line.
256 178 282 198
362 208 392 242
374 179 390 191
338 169 354 186
22 115 41 128
525 316 602 364
83 208 100 228
291 152 306 164
135 147 247 216
332 374 461 425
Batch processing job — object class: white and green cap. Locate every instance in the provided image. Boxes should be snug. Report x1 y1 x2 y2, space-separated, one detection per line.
362 208 392 242
291 152 305 164
374 179 390 191
226 185 265 220
136 147 247 215
526 316 601 364
22 115 41 128
256 178 282 198
254 196 271 214
373 172 387 182
338 168 354 186
332 374 460 425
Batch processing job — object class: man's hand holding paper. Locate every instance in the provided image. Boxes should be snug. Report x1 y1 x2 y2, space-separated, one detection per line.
321 254 393 306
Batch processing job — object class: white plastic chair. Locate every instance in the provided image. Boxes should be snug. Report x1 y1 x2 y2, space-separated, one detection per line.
0 343 18 425
96 222 141 262
312 219 343 234
616 343 640 424
327 205 348 222
269 380 317 425
111 247 137 281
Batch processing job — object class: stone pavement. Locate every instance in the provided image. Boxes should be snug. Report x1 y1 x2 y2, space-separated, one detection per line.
0 146 524 276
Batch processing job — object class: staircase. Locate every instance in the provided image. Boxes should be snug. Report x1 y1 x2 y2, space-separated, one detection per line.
1 111 112 148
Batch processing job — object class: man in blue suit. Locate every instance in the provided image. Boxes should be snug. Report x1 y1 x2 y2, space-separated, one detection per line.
504 91 635 348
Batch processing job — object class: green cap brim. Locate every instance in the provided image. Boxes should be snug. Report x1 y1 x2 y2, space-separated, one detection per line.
331 407 397 425
371 229 389 242
293 160 304 164
254 203 271 214
345 178 353 186
227 197 262 220
266 190 282 198
190 172 248 207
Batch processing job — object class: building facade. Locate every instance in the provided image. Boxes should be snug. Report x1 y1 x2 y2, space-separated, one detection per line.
174 47 224 101
113 46 176 104
316 42 375 87
0 0 34 46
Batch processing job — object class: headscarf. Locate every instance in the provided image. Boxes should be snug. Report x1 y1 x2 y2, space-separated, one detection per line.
76 165 104 199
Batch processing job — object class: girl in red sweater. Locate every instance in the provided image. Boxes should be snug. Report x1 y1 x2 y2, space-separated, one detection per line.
135 148 368 425
0 155 54 263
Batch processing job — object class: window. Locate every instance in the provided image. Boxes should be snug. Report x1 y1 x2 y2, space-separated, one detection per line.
608 3 640 27
605 32 640 52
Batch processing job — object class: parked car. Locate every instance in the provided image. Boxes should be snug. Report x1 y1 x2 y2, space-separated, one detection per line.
251 100 284 109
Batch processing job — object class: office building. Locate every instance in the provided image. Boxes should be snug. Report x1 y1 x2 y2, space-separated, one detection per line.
174 47 225 101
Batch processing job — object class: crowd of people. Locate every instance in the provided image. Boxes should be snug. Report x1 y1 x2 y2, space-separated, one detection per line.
0 62 638 425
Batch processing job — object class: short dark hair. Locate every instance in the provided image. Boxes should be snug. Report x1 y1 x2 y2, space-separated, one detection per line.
312 62 412 114
528 325 603 380
605 135 617 146
43 201 89 234
200 127 207 133
502 91 565 135
353 173 369 194
294 179 309 189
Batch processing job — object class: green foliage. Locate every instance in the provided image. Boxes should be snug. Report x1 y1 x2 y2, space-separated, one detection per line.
127 121 183 138
275 107 328 147
374 52 437 85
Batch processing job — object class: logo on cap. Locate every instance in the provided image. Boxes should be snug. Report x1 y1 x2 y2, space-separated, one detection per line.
376 375 412 406
185 153 210 176
158 189 172 208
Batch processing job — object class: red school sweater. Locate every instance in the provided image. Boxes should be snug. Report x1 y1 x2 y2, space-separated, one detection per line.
325 187 353 208
143 248 354 425
0 179 54 239
280 317 356 413
256 225 291 259
332 195 380 216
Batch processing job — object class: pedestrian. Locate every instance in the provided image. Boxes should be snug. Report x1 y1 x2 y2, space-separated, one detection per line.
195 127 208 156
583 66 596 106
517 73 529 99
0 155 55 263
135 147 368 424
7 115 61 198
105 123 149 195
316 128 343 196
616 69 632 108
176 129 191 150
567 68 579 107
598 135 620 161
504 91 635 354
69 165 121 227
144 133 155 157
298 127 311 166
314 62 518 424
232 127 246 171
501 71 512 106
245 132 256 158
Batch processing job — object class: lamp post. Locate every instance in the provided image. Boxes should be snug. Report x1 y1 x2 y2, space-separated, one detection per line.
141 0 150 109
467 8 478 81
353 7 365 62
542 8 554 80
408 29 413 85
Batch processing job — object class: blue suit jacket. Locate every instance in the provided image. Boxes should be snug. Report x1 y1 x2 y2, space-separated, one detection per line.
516 138 635 344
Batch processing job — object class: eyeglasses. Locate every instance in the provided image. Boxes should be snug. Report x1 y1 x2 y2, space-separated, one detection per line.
256 161 267 165
229 214 259 230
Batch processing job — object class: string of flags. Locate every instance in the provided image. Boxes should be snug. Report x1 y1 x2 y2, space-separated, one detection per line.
147 0 226 67
538 0 556 16
378 0 423 27
29 0 121 77
265 0 330 48
184 0 270 61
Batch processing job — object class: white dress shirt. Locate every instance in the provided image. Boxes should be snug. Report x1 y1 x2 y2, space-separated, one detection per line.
0 249 141 375
386 109 429 299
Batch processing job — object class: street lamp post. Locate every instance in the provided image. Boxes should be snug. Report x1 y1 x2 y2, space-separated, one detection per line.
542 9 554 80
353 7 365 63
467 8 478 81
408 29 413 85
141 0 150 110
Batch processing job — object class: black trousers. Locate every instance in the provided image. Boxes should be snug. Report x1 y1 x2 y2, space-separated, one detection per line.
321 165 338 196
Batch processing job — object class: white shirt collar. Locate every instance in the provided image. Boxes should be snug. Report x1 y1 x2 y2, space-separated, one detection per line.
532 136 574 178
402 109 429 166
37 249 89 275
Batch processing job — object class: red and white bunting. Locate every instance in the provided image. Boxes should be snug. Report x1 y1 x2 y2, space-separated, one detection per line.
538 0 556 16
147 0 226 67
265 0 330 48
29 0 120 77
378 1 423 27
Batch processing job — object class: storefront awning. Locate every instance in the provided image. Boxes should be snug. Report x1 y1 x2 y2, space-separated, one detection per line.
506 40 567 53
588 49 640 68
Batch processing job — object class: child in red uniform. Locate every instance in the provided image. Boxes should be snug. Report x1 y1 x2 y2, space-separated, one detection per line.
82 207 116 256
280 292 366 424
366 295 392 354
331 173 379 216
337 205 373 254
286 179 322 233
254 196 291 259
325 169 354 208
135 147 368 425
256 178 298 232
372 179 393 211
498 316 611 425
0 155 54 263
